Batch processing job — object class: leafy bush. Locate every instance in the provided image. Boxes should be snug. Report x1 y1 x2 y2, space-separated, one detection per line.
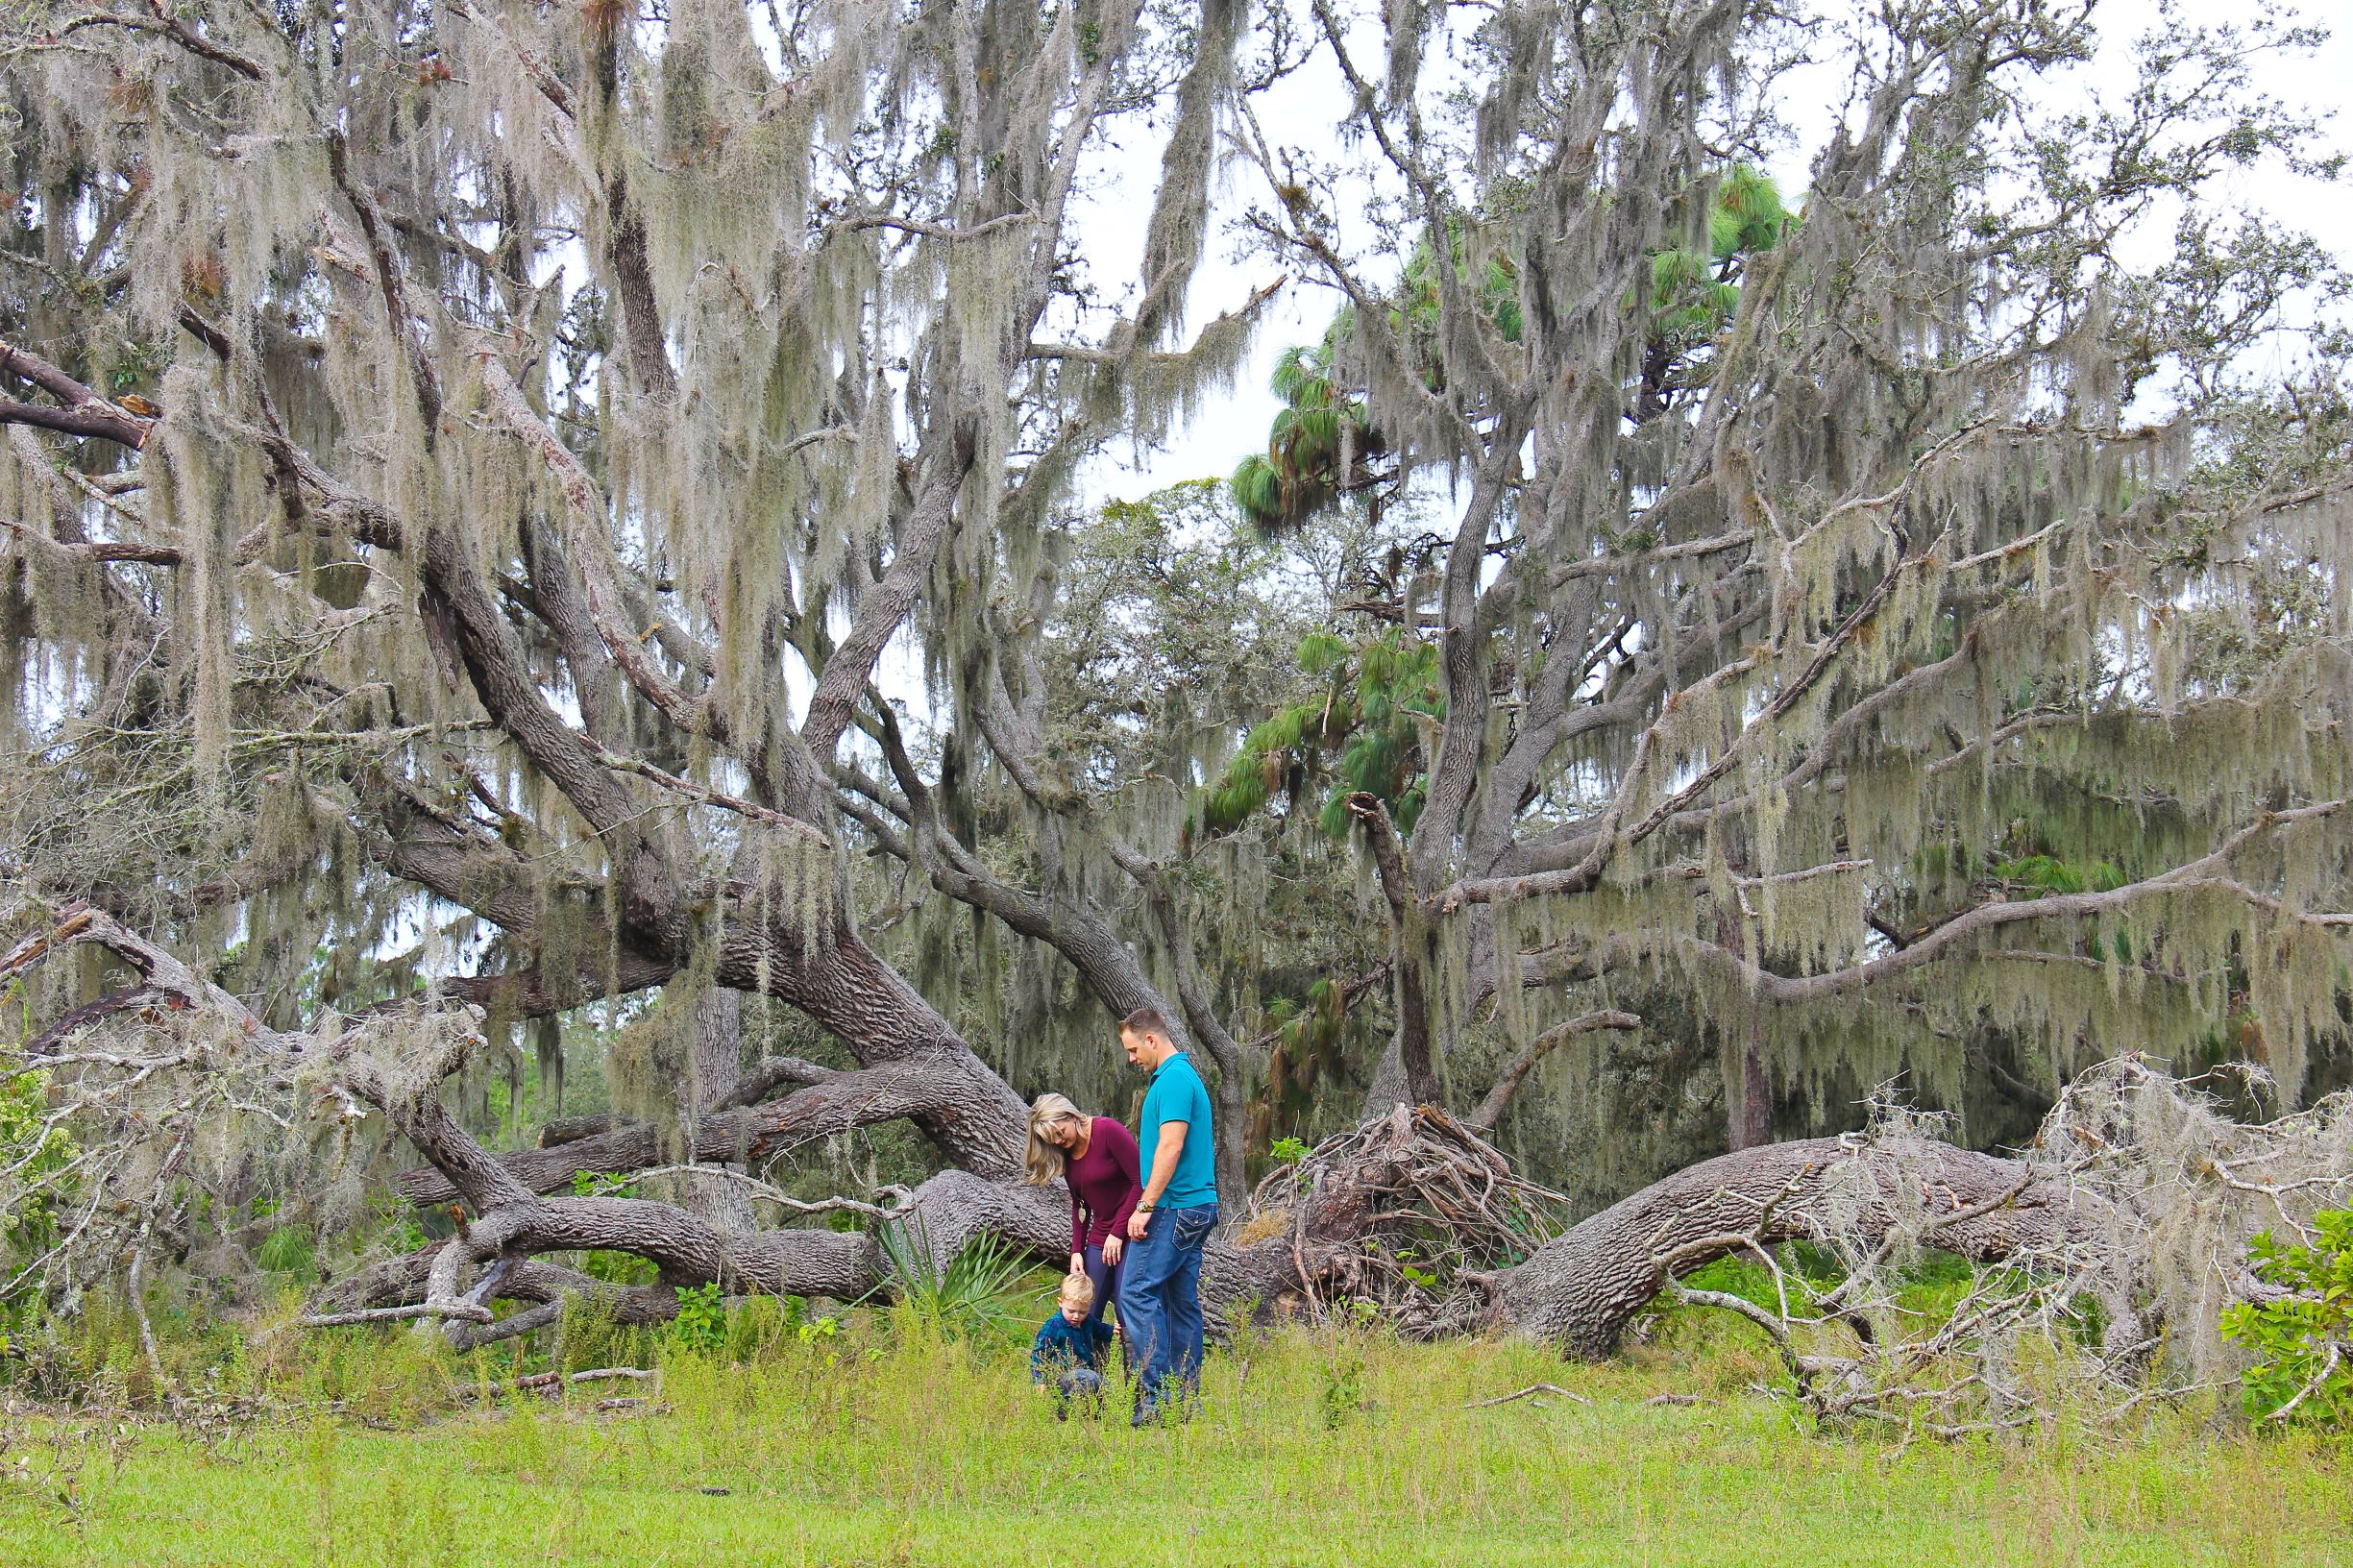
2221 1209 2353 1428
671 1283 727 1353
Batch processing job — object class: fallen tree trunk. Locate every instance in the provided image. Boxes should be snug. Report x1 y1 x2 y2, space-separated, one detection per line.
1486 1135 2088 1357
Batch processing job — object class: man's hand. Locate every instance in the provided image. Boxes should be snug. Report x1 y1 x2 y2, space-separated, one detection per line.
1069 1251 1086 1276
1102 1235 1122 1266
1126 1208 1151 1241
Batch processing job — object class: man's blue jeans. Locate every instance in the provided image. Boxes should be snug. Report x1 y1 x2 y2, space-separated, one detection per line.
1119 1203 1217 1423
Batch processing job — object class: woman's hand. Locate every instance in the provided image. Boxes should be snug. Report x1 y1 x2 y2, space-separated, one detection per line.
1101 1236 1122 1267
1069 1252 1087 1276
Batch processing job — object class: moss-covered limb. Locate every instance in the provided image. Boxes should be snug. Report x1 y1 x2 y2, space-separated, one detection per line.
322 133 443 434
393 1053 966 1206
44 1 268 81
0 903 276 1046
0 523 177 565
472 352 709 738
1409 444 1531 887
1468 1010 1644 1130
0 392 152 447
800 421 977 758
1343 791 1444 1111
360 782 677 1017
516 515 629 747
1645 800 2350 1005
1463 672 1661 877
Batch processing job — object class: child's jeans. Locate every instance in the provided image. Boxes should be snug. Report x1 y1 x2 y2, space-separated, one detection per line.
1052 1366 1106 1419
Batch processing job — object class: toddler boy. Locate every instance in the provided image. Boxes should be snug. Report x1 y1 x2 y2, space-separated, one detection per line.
1030 1272 1115 1416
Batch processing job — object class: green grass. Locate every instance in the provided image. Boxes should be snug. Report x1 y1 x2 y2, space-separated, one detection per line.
2 1309 2348 1567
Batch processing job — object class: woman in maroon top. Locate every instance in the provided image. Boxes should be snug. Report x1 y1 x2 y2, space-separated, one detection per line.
1022 1092 1142 1336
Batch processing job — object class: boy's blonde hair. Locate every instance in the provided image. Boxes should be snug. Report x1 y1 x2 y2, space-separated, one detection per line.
1058 1272 1095 1311
1023 1092 1088 1186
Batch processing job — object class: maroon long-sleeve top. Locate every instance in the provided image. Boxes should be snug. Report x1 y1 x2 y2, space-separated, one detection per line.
1065 1115 1142 1251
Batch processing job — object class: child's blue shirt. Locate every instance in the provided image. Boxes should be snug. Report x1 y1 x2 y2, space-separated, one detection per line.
1030 1313 1114 1380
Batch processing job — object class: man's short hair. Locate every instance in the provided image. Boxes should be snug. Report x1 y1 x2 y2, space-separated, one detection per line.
1118 1004 1175 1041
1058 1272 1095 1310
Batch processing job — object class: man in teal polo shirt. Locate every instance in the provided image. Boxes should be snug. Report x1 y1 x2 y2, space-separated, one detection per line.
1117 1004 1217 1426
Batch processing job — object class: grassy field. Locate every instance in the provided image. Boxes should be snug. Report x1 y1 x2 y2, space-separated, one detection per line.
1 1305 2347 1568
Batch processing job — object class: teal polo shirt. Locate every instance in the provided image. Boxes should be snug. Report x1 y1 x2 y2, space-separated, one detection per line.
1139 1051 1217 1210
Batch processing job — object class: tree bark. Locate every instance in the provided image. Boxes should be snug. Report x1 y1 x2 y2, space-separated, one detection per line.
663 986 757 1232
1716 903 1772 1150
688 987 744 1115
1488 1137 2088 1357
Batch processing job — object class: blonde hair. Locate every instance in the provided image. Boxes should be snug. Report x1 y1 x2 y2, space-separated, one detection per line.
1058 1272 1095 1311
1023 1092 1088 1186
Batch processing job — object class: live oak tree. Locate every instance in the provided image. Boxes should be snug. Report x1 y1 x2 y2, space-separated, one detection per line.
1207 0 2353 1148
1 0 2349 1364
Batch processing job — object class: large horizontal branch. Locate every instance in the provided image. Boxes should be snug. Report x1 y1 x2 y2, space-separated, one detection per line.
0 395 154 447
0 338 157 448
321 1221 888 1340
395 1052 971 1205
1491 1136 2089 1356
1653 801 2348 1003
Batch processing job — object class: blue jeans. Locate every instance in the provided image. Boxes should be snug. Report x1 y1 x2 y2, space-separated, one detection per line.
1053 1366 1105 1419
1119 1203 1217 1423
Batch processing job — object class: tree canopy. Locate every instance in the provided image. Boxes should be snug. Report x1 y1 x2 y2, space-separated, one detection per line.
1 0 2349 1362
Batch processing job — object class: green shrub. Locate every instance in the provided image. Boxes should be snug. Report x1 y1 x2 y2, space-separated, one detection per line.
670 1283 727 1353
0 1040 77 1261
2221 1208 2353 1428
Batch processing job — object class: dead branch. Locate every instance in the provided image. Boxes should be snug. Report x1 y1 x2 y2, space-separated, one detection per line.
1464 1382 1594 1409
